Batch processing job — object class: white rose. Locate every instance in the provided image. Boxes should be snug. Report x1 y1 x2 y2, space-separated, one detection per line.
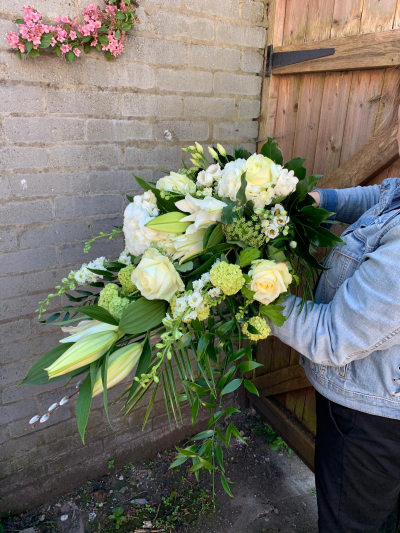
274 169 299 198
217 159 246 200
196 164 222 187
156 171 196 195
131 247 184 302
248 260 292 306
175 194 226 230
172 227 206 263
244 154 281 189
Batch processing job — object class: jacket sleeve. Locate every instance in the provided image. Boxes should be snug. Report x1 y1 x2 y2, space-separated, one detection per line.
267 224 400 367
315 184 380 225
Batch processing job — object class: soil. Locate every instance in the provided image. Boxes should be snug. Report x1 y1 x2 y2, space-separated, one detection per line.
3 410 318 533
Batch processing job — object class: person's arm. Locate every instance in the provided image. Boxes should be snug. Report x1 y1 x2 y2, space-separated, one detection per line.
312 185 380 225
267 224 400 367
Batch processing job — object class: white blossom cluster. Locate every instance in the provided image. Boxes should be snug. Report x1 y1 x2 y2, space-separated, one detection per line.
71 256 107 286
261 204 290 240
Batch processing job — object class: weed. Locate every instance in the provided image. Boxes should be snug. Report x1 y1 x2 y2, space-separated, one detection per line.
108 459 115 469
248 415 292 455
108 507 126 530
310 487 317 497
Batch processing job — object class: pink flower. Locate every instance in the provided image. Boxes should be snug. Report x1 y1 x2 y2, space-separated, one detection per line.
54 15 61 22
50 37 57 47
70 30 77 40
60 43 72 55
19 43 26 53
60 15 70 24
105 5 117 15
73 47 81 57
6 31 20 48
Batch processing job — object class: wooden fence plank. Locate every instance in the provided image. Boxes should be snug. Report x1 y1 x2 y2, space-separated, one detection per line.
251 364 310 396
331 0 363 37
361 0 398 33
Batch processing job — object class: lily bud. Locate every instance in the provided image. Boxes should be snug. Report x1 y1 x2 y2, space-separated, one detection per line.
46 330 120 379
208 147 218 159
60 320 119 344
195 142 204 154
145 212 191 234
217 143 226 157
92 343 143 397
190 159 201 167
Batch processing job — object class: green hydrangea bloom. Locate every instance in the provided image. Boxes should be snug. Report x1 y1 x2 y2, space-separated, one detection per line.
118 265 136 293
196 305 210 321
210 262 245 296
242 316 271 341
99 283 130 319
223 214 266 248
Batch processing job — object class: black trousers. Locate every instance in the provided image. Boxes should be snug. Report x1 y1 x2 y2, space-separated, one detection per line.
315 391 400 533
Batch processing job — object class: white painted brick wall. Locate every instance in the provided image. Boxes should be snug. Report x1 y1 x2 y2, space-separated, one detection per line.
0 0 266 513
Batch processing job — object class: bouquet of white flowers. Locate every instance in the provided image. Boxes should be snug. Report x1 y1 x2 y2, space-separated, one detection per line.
22 139 342 497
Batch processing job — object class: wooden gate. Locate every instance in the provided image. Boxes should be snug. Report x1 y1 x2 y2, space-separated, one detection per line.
246 0 400 471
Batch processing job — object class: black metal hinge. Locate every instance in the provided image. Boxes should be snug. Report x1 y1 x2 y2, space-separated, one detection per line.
266 44 335 77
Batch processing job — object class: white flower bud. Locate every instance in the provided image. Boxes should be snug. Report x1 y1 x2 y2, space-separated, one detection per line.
40 413 50 423
208 147 218 159
59 396 69 405
217 144 227 157
48 403 58 412
195 142 204 154
290 241 297 249
76 380 83 389
29 415 40 425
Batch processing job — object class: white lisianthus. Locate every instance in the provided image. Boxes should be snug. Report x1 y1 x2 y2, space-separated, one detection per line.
156 172 196 195
264 222 280 239
244 154 281 189
172 227 206 263
187 292 203 309
274 169 299 198
131 247 184 302
270 204 286 216
175 194 226 230
217 159 246 201
248 259 292 306
118 249 132 265
273 214 290 227
196 164 222 187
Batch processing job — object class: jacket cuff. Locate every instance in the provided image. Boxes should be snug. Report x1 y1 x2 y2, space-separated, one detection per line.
314 188 338 218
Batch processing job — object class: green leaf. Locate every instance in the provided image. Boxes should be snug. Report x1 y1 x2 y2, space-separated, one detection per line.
236 173 247 205
302 224 344 248
20 344 74 386
259 304 287 327
79 305 119 326
192 429 214 441
239 247 261 268
206 223 224 249
260 138 283 165
288 174 320 210
98 35 109 45
76 369 94 444
233 146 251 160
29 48 40 58
221 474 234 497
215 442 224 471
101 350 111 425
196 333 214 360
122 22 132 31
119 298 168 335
65 51 75 63
221 201 240 224
40 34 53 48
169 456 189 469
175 261 194 273
191 396 199 425
15 18 24 23
26 41 33 54
125 337 152 404
115 29 121 39
174 332 192 350
297 205 335 225
284 157 307 180
116 11 126 19
244 379 259 396
133 174 178 213
238 361 263 373
267 244 288 264
221 378 242 396
241 285 255 300
247 324 261 335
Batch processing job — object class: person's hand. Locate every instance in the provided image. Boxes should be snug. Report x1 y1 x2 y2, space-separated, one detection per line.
309 191 321 207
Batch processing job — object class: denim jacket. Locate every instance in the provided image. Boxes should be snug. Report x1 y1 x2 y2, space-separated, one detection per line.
268 177 400 419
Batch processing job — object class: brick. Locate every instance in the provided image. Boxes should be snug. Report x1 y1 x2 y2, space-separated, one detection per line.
185 0 239 17
92 215 124 235
85 60 154 89
134 5 151 32
8 405 72 439
155 121 209 141
0 230 17 251
238 98 261 118
0 247 58 275
0 432 45 463
55 194 123 219
0 333 62 365
89 170 150 193
5 54 85 86
0 399 37 425
0 318 31 343
20 220 91 249
154 12 214 41
47 89 119 115
0 177 10 199
0 86 44 113
48 145 121 168
125 36 186 66
188 44 240 71
213 121 259 141
9 172 88 197
2 373 63 404
217 21 266 48
58 237 123 265
242 2 265 23
145 0 180 5
241 50 264 73
122 94 182 118
4 117 85 144
0 200 53 226
0 268 70 300
125 146 183 168
87 119 152 141
0 358 36 389
0 0 76 16
0 20 18 49
0 147 48 170
214 72 262 95
184 97 236 118
157 69 212 93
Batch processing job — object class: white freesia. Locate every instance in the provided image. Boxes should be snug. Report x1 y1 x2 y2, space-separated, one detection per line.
217 158 246 201
172 227 206 263
273 214 290 227
131 248 184 302
156 172 196 195
60 320 119 344
175 195 226 230
274 169 299 198
196 164 222 187
264 222 280 239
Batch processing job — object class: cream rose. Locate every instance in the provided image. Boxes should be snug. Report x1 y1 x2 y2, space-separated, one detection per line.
156 172 196 195
244 154 281 189
131 248 185 302
248 260 292 305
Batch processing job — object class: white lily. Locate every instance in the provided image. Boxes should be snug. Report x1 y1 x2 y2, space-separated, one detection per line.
172 227 207 263
175 195 226 230
60 320 119 344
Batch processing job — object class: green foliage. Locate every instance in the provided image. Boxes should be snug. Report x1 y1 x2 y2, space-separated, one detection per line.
108 507 126 530
119 298 168 335
260 138 283 165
